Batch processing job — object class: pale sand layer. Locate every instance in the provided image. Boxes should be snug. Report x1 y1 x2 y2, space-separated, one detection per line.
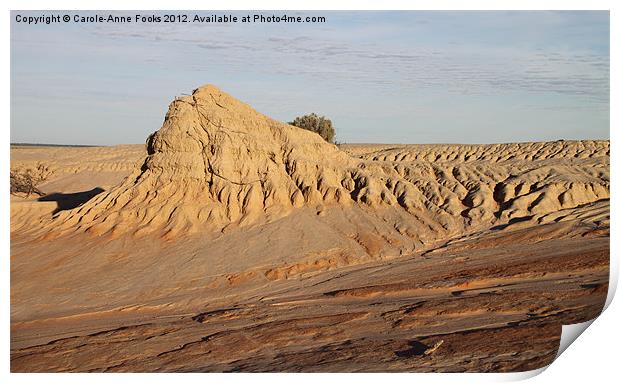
10 85 609 372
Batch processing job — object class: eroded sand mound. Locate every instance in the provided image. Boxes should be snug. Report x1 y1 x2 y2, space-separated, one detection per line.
350 141 609 224
51 85 362 237
43 85 608 243
10 86 610 372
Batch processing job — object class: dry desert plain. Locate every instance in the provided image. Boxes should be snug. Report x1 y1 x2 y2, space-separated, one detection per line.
10 85 610 372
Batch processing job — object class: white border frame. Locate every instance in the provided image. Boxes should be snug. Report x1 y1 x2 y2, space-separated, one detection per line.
3 1 616 382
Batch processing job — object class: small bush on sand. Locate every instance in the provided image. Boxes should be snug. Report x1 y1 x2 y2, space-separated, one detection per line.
289 113 335 143
10 163 53 197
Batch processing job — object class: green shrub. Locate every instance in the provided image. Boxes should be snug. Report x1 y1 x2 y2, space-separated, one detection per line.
289 113 335 143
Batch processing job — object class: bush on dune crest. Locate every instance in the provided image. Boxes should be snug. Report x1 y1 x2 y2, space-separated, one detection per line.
288 113 336 144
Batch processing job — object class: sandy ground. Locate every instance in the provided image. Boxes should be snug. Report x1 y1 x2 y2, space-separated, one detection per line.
9 86 609 372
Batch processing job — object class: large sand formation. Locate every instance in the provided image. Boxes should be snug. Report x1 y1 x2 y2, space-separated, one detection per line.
9 85 610 372
41 85 608 243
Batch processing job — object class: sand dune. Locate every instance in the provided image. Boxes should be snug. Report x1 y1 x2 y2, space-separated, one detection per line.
10 85 609 372
14 85 609 243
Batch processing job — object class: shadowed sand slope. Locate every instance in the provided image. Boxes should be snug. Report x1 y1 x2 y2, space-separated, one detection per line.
10 85 609 372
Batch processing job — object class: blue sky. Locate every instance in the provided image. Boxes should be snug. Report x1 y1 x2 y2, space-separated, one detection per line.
11 11 609 145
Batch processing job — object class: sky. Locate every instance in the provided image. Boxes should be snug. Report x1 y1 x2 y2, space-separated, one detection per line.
10 11 610 145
